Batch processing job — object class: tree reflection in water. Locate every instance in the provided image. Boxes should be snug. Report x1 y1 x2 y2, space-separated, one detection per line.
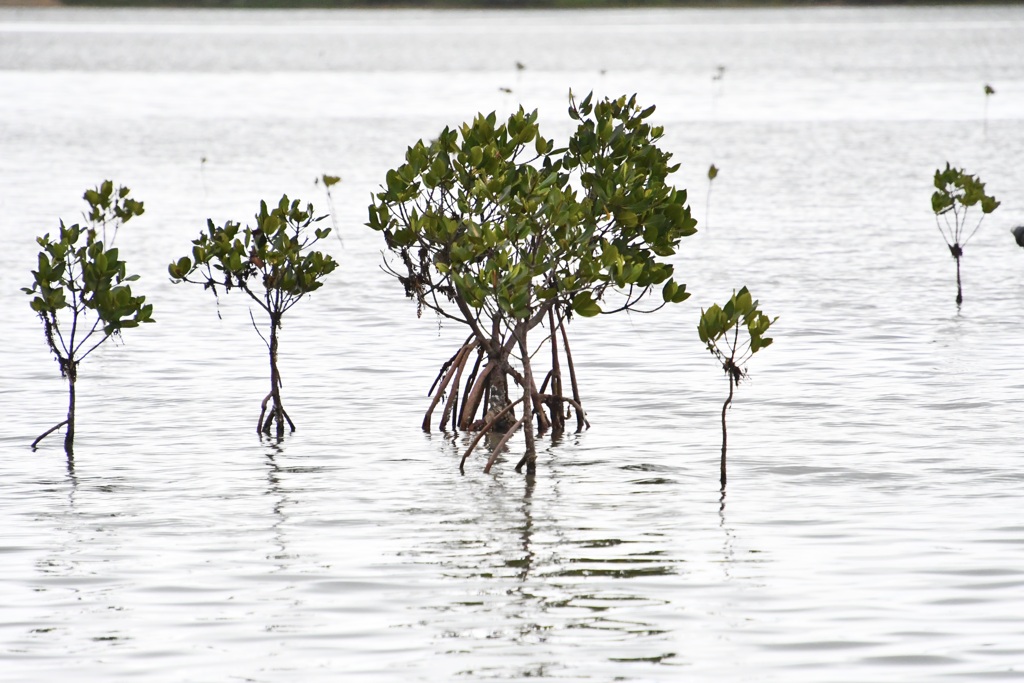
405 440 681 678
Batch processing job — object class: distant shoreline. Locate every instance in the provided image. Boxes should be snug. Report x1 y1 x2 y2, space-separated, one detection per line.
1 0 1018 8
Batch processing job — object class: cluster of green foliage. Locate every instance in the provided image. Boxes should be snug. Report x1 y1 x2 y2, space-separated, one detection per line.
26 93 787 488
23 181 153 456
169 196 338 435
369 92 696 473
931 163 1000 305
698 286 776 489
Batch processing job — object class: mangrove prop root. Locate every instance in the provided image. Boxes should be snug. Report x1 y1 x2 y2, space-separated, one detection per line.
483 412 529 474
557 316 587 433
32 420 69 450
459 397 525 473
539 369 553 395
258 393 295 435
457 347 485 428
258 392 273 433
537 394 590 429
423 342 473 432
440 343 474 432
427 343 464 397
459 361 495 431
281 406 296 432
547 308 566 436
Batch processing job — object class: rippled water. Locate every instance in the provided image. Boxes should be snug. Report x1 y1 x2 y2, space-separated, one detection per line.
3 5 1024 682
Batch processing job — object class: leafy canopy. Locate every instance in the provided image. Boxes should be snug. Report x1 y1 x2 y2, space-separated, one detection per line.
699 286 776 381
23 181 153 373
169 195 338 317
931 163 1000 218
931 163 999 255
368 92 696 332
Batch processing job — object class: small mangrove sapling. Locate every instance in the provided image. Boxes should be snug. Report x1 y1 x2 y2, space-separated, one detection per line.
931 163 999 306
23 181 153 455
698 287 776 490
984 84 995 136
706 163 718 230
315 173 343 246
169 196 338 436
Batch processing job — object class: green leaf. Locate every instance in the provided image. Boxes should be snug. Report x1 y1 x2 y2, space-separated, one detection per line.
572 291 602 317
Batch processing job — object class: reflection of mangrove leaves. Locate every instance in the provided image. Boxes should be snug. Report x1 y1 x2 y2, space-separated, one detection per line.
609 653 677 664
550 561 676 579
579 538 629 548
566 620 669 637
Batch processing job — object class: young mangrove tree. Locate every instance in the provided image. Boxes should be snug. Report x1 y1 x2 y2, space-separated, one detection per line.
169 196 338 436
24 181 153 456
698 287 776 490
931 163 999 306
368 93 697 474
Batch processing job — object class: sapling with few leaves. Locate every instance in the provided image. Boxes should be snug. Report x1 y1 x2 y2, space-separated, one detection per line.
698 287 776 490
931 163 999 306
983 84 995 136
169 196 338 436
315 173 343 246
706 163 718 230
23 181 153 456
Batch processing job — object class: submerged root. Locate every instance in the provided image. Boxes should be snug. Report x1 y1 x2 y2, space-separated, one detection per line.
483 412 529 474
459 397 525 473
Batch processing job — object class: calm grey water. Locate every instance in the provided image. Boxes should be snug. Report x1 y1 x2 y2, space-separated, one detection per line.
3 5 1024 682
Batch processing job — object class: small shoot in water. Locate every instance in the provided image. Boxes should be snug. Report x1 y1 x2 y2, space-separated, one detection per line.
984 84 995 136
169 196 338 437
706 163 719 230
698 287 776 490
23 182 153 458
315 173 343 246
931 163 999 306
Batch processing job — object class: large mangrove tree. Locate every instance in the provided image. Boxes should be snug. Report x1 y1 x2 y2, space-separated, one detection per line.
368 93 697 474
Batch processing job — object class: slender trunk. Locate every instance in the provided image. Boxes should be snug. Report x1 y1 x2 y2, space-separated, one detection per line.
955 254 963 306
267 315 287 436
64 363 77 457
721 373 734 490
950 243 963 306
486 315 516 432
